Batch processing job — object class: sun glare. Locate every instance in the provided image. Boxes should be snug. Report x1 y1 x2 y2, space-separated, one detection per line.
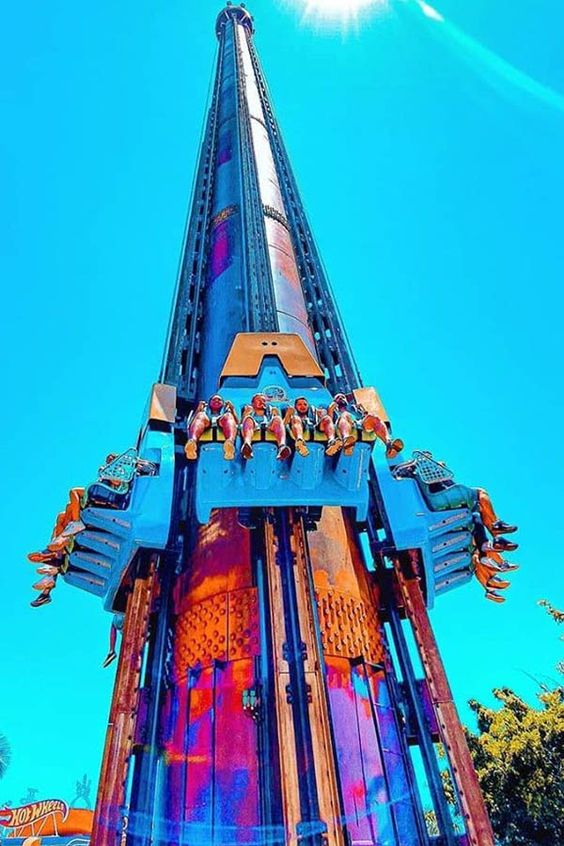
294 0 388 27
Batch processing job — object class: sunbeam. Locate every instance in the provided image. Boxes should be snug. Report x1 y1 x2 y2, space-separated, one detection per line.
408 0 564 114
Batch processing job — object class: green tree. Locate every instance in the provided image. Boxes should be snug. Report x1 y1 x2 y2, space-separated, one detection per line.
466 602 564 846
0 734 10 780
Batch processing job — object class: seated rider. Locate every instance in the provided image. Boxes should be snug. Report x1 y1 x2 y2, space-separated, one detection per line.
102 613 124 668
28 487 86 566
328 393 404 458
185 394 238 461
471 551 512 604
31 574 58 608
87 449 157 508
241 393 291 461
393 452 518 552
283 397 341 457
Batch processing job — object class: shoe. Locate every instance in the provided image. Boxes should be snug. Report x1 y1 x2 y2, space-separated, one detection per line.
33 577 55 591
486 576 511 590
343 434 356 451
386 438 404 459
30 592 52 608
102 650 117 669
485 590 505 604
491 520 517 535
36 565 60 576
325 439 342 457
344 446 355 457
61 520 85 538
184 439 198 460
223 440 235 461
295 439 309 457
492 536 518 552
480 556 519 573
241 442 254 460
28 550 58 564
47 534 69 553
277 444 292 461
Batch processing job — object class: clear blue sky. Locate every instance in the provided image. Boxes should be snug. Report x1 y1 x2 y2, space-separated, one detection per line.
1 0 563 808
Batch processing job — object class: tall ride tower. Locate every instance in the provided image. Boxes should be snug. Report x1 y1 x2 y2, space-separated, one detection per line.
26 5 515 845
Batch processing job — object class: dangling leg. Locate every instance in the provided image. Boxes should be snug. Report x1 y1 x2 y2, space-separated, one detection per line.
103 621 118 668
219 412 238 460
319 413 341 456
30 574 57 608
269 415 291 461
185 412 211 460
336 412 356 452
68 488 84 522
362 414 404 458
290 415 309 457
241 417 255 460
476 488 517 536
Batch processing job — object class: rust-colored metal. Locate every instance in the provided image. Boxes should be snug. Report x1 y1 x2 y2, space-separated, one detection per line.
220 333 324 379
393 554 495 846
90 564 156 846
308 507 386 666
148 383 177 424
263 518 302 845
262 513 345 846
173 509 257 682
289 514 346 846
352 386 390 426
174 586 260 675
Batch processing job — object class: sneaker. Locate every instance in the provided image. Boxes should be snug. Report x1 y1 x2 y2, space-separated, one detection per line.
277 444 292 461
485 590 505 604
481 556 519 573
223 440 235 461
61 520 85 538
491 520 517 535
47 535 69 553
343 434 356 451
36 565 60 576
184 439 198 460
325 439 342 457
386 438 404 459
28 550 58 564
30 592 52 608
102 650 117 669
492 536 518 552
486 576 511 590
295 439 309 457
241 442 254 460
33 577 55 591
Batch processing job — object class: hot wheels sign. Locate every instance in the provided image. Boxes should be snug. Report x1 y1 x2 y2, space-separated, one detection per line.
0 799 69 830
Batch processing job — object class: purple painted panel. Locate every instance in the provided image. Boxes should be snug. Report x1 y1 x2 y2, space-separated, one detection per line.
184 667 214 842
210 219 233 280
213 661 260 844
326 659 375 844
163 683 188 828
367 670 422 846
352 664 397 846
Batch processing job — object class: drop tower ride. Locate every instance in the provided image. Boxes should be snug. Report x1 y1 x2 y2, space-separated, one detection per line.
26 5 506 845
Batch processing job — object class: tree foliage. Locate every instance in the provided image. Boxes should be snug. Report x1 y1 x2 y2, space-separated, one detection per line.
465 603 564 846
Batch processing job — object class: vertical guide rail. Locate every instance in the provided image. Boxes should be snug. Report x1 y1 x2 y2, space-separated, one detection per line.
274 510 326 846
90 561 156 846
394 554 495 846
